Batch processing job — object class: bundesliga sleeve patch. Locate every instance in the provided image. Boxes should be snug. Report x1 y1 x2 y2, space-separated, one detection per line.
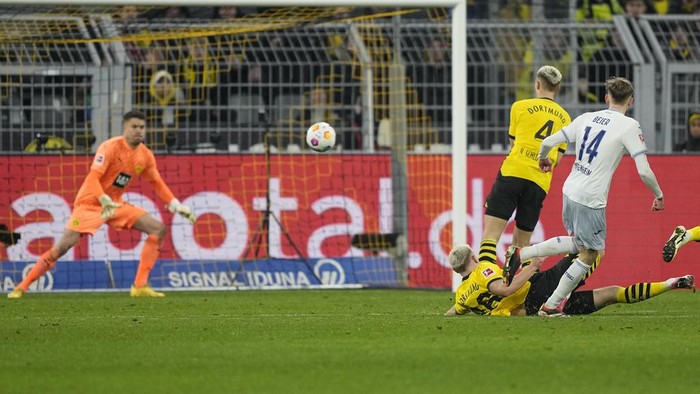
94 154 105 166
638 134 645 143
481 267 495 278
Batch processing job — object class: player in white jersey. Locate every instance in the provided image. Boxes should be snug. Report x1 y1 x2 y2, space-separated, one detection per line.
502 77 665 317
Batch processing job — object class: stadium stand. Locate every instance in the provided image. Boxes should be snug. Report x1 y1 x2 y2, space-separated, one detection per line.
0 4 698 152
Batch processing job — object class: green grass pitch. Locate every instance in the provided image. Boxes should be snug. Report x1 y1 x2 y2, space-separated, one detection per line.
1 289 699 393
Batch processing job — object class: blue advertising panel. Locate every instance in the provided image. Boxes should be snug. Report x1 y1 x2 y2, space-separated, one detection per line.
0 257 401 292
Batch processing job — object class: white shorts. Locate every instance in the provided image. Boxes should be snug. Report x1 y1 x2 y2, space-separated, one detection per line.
562 195 606 251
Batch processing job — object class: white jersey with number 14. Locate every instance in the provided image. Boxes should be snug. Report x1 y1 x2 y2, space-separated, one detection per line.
559 109 647 209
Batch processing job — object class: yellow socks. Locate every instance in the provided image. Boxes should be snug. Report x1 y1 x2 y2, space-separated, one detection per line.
478 239 497 264
616 282 667 303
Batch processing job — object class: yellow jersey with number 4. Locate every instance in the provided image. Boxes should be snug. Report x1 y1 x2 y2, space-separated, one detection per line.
453 262 530 316
499 97 570 193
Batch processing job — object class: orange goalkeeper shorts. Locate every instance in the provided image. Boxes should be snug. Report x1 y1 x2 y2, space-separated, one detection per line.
66 202 148 235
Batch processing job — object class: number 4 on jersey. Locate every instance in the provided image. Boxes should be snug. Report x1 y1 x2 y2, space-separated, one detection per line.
534 119 554 140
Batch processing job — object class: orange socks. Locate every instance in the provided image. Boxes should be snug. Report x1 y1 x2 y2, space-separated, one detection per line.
19 235 162 291
134 234 161 288
17 248 59 291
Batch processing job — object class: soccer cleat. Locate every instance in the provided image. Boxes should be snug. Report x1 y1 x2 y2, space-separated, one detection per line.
503 245 522 286
7 289 24 299
130 285 165 298
662 226 687 263
537 298 568 317
671 275 695 292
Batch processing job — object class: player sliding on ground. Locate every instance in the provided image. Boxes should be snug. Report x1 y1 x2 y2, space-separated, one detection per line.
444 245 694 317
8 111 195 299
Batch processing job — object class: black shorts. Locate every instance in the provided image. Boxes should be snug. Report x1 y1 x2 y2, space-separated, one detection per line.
523 254 597 316
484 172 547 232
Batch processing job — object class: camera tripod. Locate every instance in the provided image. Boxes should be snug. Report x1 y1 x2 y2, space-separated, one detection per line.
241 110 322 283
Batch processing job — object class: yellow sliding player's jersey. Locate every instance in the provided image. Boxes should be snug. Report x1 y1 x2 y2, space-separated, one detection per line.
453 262 530 316
500 97 571 193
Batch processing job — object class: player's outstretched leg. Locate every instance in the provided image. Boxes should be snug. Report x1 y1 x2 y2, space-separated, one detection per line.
588 275 695 314
7 248 59 299
616 275 696 305
663 226 688 263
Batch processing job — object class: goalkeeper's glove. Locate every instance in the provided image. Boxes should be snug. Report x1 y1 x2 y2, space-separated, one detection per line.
167 199 196 224
98 194 121 220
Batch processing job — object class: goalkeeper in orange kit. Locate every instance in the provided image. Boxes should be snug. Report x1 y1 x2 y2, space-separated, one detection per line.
8 111 195 298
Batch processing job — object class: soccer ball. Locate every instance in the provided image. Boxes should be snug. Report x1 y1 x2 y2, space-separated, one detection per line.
305 122 336 152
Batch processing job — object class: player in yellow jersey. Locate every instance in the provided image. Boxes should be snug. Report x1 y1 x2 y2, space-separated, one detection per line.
8 111 196 299
478 65 571 271
663 225 700 262
444 244 545 316
445 245 695 317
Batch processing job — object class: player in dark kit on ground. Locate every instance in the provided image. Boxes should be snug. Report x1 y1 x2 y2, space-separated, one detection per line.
445 244 694 317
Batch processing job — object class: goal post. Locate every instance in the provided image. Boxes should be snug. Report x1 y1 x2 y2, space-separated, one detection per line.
1 0 467 292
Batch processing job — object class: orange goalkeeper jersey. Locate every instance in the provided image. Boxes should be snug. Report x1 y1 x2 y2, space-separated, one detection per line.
73 136 175 206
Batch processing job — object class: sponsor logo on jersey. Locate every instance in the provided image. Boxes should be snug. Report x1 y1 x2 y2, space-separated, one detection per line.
112 172 132 188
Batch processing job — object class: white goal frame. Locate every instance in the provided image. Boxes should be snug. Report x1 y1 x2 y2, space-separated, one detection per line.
14 0 468 290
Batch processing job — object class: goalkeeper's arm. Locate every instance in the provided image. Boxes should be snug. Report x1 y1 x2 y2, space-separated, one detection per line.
142 165 196 224
144 166 177 204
